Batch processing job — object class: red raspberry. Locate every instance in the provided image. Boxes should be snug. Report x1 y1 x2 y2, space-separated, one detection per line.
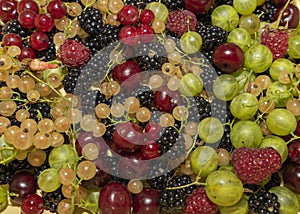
184 186 217 214
260 27 288 60
59 39 91 67
231 147 282 185
166 10 198 36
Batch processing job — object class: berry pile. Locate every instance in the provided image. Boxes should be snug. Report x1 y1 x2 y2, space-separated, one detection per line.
0 0 300 213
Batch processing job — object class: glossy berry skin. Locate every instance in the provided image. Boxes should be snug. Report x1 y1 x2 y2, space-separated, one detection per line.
283 162 300 194
184 0 213 14
153 85 183 113
288 140 300 164
137 24 155 44
112 122 143 152
117 5 139 25
119 154 148 178
9 171 37 204
99 182 132 214
133 188 160 214
17 0 39 14
18 10 37 29
119 25 138 46
34 13 54 32
112 60 141 89
145 123 162 142
82 167 111 190
47 0 67 19
3 33 22 47
140 9 155 25
273 4 300 29
213 42 244 74
271 0 288 5
142 142 161 159
29 31 49 51
18 46 36 60
0 0 18 23
21 193 44 214
75 132 106 157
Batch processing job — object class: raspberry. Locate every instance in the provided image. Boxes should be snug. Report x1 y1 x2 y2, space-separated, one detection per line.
231 147 282 185
59 39 91 67
166 9 198 36
260 28 288 60
184 186 217 214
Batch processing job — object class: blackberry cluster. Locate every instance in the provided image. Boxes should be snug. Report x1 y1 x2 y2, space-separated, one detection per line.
214 0 233 6
101 118 115 143
189 96 211 121
29 102 51 121
3 19 30 38
217 124 232 151
85 24 120 54
95 90 112 106
156 126 179 154
124 0 159 8
147 169 175 190
130 85 153 108
254 1 278 23
159 175 195 212
164 0 184 10
62 67 82 93
36 42 57 61
43 188 65 213
248 191 280 214
0 164 13 184
78 7 103 36
197 22 228 63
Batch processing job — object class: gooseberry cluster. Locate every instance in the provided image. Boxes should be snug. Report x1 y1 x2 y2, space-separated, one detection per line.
0 0 300 214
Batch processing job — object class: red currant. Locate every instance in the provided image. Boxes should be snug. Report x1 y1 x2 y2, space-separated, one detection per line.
29 31 49 51
117 5 139 25
139 9 155 25
0 0 18 23
18 46 36 60
34 13 54 32
2 33 22 47
47 0 67 19
21 193 44 214
18 10 37 29
137 24 155 44
142 142 161 159
17 0 39 14
119 25 138 46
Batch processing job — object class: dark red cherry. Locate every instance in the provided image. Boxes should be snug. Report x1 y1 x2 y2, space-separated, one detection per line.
288 140 300 164
99 182 132 214
81 167 111 190
273 4 300 29
184 0 213 14
213 42 244 74
153 85 183 113
34 13 54 32
133 188 160 214
75 131 106 157
21 193 44 214
112 60 141 89
282 162 300 194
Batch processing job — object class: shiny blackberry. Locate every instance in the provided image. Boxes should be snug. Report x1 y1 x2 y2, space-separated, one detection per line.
147 169 175 190
3 19 30 38
125 0 159 8
36 42 57 61
78 7 103 36
0 164 13 184
156 127 178 152
29 102 51 121
159 175 195 212
217 124 232 151
62 67 81 94
95 90 112 106
43 188 65 213
254 1 278 23
130 85 153 108
193 96 211 121
248 191 280 214
164 0 184 10
101 118 115 143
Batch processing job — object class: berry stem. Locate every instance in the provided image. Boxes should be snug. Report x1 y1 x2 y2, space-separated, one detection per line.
286 132 300 144
273 0 291 28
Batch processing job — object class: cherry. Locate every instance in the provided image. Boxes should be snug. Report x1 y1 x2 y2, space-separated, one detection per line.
17 0 39 14
282 161 300 194
153 85 183 113
140 9 155 25
117 5 139 25
271 0 288 6
0 0 18 23
112 122 143 152
18 46 36 60
18 10 37 29
184 0 213 14
273 4 300 29
2 33 22 47
212 42 244 74
34 13 54 32
119 25 138 46
21 193 44 214
29 31 49 51
142 142 161 159
111 60 141 89
47 0 67 19
137 24 155 44
288 140 300 164
99 182 132 214
133 188 160 214
81 166 111 190
9 171 37 204
145 123 162 142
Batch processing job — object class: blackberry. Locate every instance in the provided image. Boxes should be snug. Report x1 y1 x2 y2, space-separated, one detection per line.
248 191 280 214
197 22 228 63
35 42 57 61
193 96 211 121
264 172 281 191
217 124 232 151
95 90 112 106
3 19 30 38
78 7 103 36
214 0 233 6
62 67 81 93
43 188 65 213
156 126 178 153
85 24 120 54
29 102 51 121
101 117 115 143
159 175 195 212
147 169 175 190
130 85 153 108
254 1 278 23
164 0 184 10
125 0 159 9
0 164 13 184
